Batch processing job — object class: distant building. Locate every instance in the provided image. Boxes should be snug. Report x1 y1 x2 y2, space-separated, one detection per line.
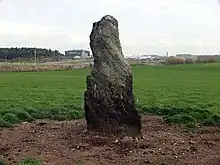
176 54 198 60
196 55 216 58
65 49 91 59
176 54 192 57
196 55 218 61
139 54 163 60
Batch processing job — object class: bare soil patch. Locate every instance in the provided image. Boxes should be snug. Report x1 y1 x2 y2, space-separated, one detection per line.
0 63 90 72
0 115 219 165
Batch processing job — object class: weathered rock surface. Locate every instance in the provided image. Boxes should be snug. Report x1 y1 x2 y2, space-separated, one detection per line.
84 15 141 137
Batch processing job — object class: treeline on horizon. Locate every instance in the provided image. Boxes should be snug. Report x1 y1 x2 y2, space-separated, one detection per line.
0 47 64 61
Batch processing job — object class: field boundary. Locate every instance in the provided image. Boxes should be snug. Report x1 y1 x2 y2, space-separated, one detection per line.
0 63 91 72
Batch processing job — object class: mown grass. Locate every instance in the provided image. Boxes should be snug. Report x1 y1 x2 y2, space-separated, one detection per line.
0 63 220 127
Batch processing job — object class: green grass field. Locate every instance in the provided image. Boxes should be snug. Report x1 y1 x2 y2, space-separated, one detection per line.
0 63 220 127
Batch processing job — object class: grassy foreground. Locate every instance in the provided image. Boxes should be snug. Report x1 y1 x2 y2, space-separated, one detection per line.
0 63 220 127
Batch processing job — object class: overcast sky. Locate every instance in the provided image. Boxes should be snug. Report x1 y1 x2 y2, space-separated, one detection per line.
1 0 220 56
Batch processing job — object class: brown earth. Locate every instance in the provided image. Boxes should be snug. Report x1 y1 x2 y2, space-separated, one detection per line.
0 115 220 165
0 63 90 72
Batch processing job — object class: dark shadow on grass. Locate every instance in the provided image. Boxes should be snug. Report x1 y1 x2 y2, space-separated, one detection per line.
0 105 84 127
141 105 220 128
1 104 219 129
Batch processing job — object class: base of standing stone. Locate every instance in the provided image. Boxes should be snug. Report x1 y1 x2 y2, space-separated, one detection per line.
85 122 142 138
84 91 142 138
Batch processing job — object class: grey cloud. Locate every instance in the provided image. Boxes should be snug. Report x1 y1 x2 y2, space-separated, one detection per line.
1 0 220 56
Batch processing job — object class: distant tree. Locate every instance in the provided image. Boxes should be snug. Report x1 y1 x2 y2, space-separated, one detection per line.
0 47 64 61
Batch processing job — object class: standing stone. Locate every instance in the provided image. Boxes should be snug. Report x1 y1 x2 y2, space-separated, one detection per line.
84 15 141 137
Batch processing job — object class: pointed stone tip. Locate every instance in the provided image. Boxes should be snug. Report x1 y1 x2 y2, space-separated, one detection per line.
101 15 118 27
102 15 115 21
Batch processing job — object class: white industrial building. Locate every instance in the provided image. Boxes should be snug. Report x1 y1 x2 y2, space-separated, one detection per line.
65 49 91 59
